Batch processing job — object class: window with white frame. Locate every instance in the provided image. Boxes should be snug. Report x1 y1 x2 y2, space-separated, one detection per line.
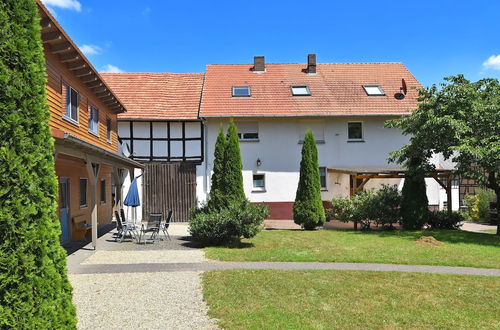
363 85 385 96
319 167 327 190
291 85 311 96
88 105 99 135
232 86 251 97
64 83 79 123
237 122 259 141
299 121 325 143
252 174 265 191
347 122 363 141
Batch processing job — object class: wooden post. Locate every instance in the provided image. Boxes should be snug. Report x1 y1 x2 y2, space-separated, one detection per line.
85 156 100 249
352 175 358 231
446 175 453 214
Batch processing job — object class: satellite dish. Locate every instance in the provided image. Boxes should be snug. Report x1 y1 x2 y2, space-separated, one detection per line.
401 78 407 95
121 141 131 157
394 92 405 100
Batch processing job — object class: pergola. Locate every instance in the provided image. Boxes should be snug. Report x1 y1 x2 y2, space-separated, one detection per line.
329 166 457 213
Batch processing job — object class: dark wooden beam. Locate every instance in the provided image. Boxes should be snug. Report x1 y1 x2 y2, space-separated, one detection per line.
96 91 111 98
104 99 118 106
40 18 52 31
50 42 72 54
42 31 62 43
67 61 87 70
59 52 80 63
100 96 115 103
74 69 93 77
90 86 106 93
81 75 98 83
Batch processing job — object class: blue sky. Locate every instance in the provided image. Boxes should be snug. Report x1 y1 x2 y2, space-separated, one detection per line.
42 0 500 87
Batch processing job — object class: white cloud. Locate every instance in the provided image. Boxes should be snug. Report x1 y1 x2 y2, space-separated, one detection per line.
79 44 101 56
482 55 500 71
41 0 82 12
101 64 125 73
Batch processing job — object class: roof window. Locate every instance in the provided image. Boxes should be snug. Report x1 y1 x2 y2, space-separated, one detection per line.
363 85 385 96
291 86 311 96
232 86 251 97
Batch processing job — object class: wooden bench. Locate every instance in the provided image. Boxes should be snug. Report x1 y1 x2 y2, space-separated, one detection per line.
71 215 92 241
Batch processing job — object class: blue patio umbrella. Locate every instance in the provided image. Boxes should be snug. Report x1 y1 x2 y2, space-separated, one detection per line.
124 177 140 207
124 177 140 223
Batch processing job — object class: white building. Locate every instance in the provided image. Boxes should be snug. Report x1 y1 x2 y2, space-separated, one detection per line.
103 55 458 221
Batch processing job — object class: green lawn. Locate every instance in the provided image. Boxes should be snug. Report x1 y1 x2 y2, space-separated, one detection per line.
205 229 500 268
203 270 500 329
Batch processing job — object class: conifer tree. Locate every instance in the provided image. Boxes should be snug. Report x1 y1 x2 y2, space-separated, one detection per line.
293 130 325 229
221 120 246 204
208 126 227 210
0 1 76 327
400 166 429 229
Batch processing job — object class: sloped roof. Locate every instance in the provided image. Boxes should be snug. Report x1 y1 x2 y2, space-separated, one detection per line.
101 73 204 120
200 62 421 117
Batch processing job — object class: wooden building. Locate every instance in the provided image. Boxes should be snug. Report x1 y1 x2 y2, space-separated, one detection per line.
37 1 143 247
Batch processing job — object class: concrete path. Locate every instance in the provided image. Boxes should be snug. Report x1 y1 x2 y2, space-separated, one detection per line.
461 221 497 233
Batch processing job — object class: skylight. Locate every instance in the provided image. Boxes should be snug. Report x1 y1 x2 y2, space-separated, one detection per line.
363 85 385 96
232 86 251 97
291 86 311 96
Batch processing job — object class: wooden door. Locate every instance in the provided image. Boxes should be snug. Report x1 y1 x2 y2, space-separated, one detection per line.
143 163 197 222
59 177 70 242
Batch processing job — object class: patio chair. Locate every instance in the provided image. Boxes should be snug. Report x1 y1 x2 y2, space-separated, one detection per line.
160 210 173 241
114 210 124 239
116 209 138 243
139 213 162 244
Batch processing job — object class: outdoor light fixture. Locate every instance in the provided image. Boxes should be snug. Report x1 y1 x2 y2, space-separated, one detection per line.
256 158 262 167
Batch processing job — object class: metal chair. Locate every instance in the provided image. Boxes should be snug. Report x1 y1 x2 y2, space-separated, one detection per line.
114 210 124 239
160 210 173 241
139 213 162 244
116 209 138 243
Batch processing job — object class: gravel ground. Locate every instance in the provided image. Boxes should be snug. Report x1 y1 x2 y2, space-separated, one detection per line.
82 250 206 265
69 271 218 330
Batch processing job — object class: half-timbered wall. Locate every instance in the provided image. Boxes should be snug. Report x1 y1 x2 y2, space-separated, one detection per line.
118 120 203 163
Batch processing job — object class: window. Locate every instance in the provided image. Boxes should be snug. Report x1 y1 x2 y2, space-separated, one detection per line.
232 86 251 97
88 105 99 135
106 117 112 143
348 122 363 141
363 85 385 96
299 121 325 143
253 174 265 191
319 167 327 190
79 178 87 208
291 86 311 96
237 122 259 141
100 179 106 203
64 84 79 122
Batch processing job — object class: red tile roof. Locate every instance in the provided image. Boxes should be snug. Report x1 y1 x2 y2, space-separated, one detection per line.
101 73 204 120
200 62 421 117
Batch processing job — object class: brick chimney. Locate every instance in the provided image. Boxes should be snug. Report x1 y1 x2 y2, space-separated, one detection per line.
253 56 265 72
307 54 316 74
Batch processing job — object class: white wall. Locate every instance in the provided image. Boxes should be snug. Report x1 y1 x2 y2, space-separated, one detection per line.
199 117 410 203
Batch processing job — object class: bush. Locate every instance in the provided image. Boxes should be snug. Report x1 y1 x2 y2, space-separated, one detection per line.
427 211 465 230
293 130 325 230
189 201 268 245
369 185 402 228
464 188 495 223
208 126 227 210
0 1 76 327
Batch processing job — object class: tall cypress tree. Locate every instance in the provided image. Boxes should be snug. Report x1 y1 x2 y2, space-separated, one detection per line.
221 120 245 204
208 125 227 210
400 166 429 229
0 1 76 327
293 130 325 230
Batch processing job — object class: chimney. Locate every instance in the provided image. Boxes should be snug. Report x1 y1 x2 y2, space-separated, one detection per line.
253 56 265 72
307 54 316 74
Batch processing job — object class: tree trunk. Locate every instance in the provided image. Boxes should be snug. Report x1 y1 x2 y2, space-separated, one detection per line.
496 190 500 236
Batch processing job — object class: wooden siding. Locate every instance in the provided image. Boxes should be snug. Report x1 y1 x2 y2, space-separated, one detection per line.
143 163 197 222
55 154 113 239
44 50 119 152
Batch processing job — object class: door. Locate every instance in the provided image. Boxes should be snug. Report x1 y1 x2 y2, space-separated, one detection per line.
59 178 70 242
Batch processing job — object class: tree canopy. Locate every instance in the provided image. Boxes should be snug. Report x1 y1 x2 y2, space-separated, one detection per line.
387 75 500 234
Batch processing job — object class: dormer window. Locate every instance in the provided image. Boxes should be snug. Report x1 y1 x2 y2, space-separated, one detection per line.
291 86 311 96
363 85 385 96
232 86 251 97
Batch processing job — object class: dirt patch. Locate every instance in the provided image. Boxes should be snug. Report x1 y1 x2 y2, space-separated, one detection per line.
416 236 444 246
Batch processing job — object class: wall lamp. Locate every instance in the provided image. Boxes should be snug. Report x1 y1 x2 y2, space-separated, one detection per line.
256 158 262 167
